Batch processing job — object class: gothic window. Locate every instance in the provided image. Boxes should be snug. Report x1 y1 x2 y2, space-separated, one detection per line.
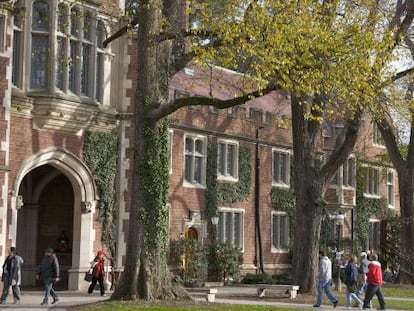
31 0 50 89
217 140 238 180
184 134 206 187
217 209 243 249
13 1 108 104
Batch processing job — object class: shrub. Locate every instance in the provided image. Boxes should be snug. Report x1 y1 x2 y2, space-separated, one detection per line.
207 243 242 283
169 239 208 287
242 273 274 284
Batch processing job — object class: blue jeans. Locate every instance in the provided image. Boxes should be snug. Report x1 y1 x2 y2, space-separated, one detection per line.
315 279 338 306
43 278 58 303
346 287 363 308
1 275 21 301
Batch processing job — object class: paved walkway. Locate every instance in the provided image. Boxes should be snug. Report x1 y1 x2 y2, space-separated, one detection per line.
0 286 410 310
0 291 108 310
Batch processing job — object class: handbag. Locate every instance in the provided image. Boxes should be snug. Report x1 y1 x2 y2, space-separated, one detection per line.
84 271 93 282
347 281 358 293
84 262 96 282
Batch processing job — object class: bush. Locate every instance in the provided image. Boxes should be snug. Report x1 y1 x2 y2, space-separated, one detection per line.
272 272 291 284
169 239 208 287
208 243 243 283
242 273 274 284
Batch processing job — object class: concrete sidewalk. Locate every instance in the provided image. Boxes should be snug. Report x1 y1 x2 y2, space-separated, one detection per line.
0 287 409 310
0 291 109 310
198 285 409 310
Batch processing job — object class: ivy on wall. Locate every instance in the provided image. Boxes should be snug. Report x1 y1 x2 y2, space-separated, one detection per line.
270 187 296 247
216 146 252 205
204 142 250 281
83 131 118 255
354 165 385 253
205 143 252 221
205 143 219 223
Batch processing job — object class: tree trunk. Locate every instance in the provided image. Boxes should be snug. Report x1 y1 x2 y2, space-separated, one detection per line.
378 120 414 284
291 179 324 292
112 0 183 300
289 95 360 292
290 96 325 293
395 173 414 283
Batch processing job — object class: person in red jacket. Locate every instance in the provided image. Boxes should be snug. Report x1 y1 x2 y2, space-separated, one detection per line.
363 254 386 310
87 251 106 297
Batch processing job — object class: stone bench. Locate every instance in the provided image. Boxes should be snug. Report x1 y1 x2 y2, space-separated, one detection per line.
256 284 300 299
186 288 218 302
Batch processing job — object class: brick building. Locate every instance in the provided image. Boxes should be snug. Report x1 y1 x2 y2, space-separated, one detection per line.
0 0 399 291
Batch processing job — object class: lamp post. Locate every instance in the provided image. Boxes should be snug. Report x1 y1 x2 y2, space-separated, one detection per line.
255 126 265 274
209 215 220 282
335 211 345 291
211 215 219 242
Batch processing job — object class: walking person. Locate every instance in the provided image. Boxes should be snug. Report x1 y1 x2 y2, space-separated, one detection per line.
36 248 60 305
313 250 339 308
1 247 24 304
356 251 372 307
363 254 386 310
87 250 106 296
344 254 363 309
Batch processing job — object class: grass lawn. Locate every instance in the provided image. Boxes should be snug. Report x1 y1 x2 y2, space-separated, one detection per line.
71 298 414 311
71 284 414 311
71 301 303 311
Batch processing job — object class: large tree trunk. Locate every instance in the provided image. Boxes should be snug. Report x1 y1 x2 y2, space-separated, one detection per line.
290 96 325 293
112 0 186 300
395 169 414 283
290 95 360 293
378 119 414 284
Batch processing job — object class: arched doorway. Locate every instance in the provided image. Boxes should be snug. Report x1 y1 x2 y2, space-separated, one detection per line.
185 227 198 240
183 226 199 273
10 147 98 290
16 165 73 290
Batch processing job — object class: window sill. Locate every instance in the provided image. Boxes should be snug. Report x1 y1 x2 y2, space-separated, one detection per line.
183 181 206 189
272 183 290 189
363 193 380 199
271 248 289 254
217 176 239 183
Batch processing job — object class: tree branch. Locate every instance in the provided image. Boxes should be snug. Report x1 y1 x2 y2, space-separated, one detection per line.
389 66 414 83
390 0 414 45
103 18 138 48
156 29 214 43
149 82 278 121
321 110 361 186
377 116 406 172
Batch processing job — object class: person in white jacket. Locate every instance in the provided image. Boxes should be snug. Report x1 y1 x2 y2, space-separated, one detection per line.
313 250 339 308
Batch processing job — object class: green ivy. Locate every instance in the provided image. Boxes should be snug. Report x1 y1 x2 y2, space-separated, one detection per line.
320 210 336 251
204 142 250 280
270 187 296 247
170 238 208 287
138 119 170 261
354 165 385 253
216 146 252 205
205 142 251 219
205 143 218 222
83 131 118 254
380 209 401 271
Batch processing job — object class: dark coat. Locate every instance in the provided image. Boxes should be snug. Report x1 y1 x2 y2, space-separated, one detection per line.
37 254 60 279
345 261 359 286
2 255 24 286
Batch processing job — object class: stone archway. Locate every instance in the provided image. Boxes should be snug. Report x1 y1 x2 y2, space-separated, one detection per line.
10 147 98 290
